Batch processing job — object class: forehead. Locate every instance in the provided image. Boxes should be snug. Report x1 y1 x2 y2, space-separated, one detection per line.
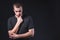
13 6 22 11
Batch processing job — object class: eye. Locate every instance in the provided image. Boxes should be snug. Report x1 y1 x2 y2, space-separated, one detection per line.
19 10 21 12
16 10 21 12
16 11 18 12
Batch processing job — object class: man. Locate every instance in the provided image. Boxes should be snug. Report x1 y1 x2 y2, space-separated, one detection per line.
8 2 34 40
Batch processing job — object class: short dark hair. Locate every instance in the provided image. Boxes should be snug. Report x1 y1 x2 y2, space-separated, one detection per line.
13 2 23 8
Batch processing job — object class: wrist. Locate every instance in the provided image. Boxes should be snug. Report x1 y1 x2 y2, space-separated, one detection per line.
16 34 20 38
16 21 21 25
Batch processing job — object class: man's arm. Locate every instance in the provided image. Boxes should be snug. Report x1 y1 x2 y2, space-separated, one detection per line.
16 16 35 38
9 16 35 39
9 21 21 33
18 28 34 38
17 16 34 38
8 16 23 34
10 28 34 39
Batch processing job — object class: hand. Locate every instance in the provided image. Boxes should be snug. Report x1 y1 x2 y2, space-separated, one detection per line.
17 16 23 24
8 30 14 38
9 33 19 39
8 30 13 36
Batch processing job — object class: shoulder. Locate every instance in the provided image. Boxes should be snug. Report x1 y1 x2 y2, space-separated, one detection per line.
23 15 32 20
8 16 15 21
23 14 32 19
26 16 33 20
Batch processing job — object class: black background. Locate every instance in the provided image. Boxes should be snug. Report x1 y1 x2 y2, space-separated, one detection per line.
0 0 59 40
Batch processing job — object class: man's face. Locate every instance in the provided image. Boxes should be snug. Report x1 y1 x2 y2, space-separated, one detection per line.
13 6 23 16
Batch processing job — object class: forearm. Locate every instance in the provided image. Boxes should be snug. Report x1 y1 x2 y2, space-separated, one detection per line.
11 22 21 33
18 32 32 38
17 29 34 38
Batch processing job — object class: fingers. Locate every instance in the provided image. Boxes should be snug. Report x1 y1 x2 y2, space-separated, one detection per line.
9 33 17 39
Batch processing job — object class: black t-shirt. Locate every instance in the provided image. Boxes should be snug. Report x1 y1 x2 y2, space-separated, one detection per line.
8 15 34 40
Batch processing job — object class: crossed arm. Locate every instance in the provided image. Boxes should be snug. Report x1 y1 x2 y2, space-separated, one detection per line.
8 25 34 39
8 16 34 39
8 20 34 39
8 28 34 39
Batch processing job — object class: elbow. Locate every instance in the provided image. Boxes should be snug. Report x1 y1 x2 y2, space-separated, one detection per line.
31 30 34 37
30 29 35 37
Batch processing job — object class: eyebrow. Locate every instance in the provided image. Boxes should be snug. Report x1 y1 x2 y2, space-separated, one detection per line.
15 10 21 12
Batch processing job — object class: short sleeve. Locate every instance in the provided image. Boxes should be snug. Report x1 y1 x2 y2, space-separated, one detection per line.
28 16 34 29
8 18 12 30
